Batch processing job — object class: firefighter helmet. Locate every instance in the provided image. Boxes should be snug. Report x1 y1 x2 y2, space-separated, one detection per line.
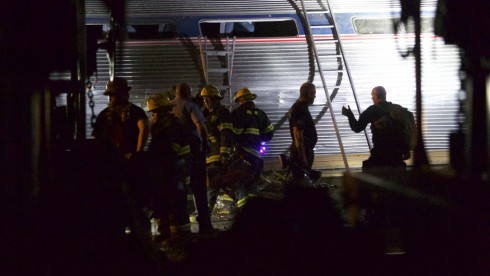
200 84 223 99
104 77 131 95
233 87 257 103
146 94 174 112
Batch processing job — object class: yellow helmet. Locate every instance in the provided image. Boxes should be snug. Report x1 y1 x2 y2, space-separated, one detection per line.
233 87 257 103
104 77 131 95
145 94 174 112
200 84 222 99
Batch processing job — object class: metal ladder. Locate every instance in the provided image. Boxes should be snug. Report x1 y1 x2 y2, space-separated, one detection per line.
298 0 371 171
198 36 236 105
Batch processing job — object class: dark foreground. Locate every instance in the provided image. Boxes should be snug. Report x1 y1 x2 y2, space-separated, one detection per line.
3 142 489 275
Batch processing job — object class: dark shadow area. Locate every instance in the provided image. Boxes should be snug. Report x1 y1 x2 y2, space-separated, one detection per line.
182 186 384 276
19 140 167 275
200 21 298 38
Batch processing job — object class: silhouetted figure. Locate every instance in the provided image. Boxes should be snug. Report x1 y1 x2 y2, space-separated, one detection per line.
145 94 191 243
342 86 411 236
288 82 318 185
342 86 406 179
92 77 149 160
171 82 214 233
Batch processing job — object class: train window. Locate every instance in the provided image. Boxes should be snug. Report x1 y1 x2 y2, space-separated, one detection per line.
101 23 176 39
199 18 298 38
353 17 434 34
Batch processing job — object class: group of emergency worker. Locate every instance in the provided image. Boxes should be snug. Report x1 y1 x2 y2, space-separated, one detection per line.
93 76 409 258
93 77 274 245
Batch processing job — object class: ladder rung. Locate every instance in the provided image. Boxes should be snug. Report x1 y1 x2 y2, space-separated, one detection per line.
321 70 344 73
317 54 343 58
205 50 233 56
314 39 339 43
207 68 231 73
306 10 331 14
310 25 334 29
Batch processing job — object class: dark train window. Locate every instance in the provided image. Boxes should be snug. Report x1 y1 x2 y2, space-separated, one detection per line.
100 23 176 39
353 17 434 34
200 19 298 38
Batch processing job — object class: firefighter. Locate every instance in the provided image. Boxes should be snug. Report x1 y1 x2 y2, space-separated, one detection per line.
92 77 150 226
145 94 191 244
200 85 235 214
93 77 149 160
231 87 274 208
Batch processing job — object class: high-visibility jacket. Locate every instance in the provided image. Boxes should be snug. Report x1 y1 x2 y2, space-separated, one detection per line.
231 101 274 158
203 105 234 164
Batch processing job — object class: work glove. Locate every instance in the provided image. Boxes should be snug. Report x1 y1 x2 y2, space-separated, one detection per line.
341 105 354 118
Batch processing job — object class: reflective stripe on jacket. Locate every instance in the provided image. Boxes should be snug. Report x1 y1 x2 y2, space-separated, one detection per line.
231 101 274 158
204 105 234 164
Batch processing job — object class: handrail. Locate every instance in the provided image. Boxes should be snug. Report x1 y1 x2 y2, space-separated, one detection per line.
299 0 349 171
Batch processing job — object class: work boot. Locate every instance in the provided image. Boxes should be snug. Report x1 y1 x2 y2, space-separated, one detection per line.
212 194 238 221
188 210 199 223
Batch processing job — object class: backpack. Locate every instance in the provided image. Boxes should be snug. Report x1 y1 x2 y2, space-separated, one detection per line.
388 104 417 158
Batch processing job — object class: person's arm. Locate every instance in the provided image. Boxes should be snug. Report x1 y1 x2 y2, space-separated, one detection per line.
293 126 307 168
136 118 149 152
342 105 370 133
259 109 274 142
189 103 209 153
195 120 208 153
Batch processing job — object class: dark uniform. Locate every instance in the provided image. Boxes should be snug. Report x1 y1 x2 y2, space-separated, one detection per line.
232 89 274 205
346 101 406 174
288 99 318 179
343 87 407 228
146 95 191 241
93 102 148 157
93 77 149 159
232 101 274 172
204 105 234 164
203 104 234 205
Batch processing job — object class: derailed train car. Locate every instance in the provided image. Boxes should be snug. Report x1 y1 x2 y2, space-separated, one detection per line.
80 0 461 170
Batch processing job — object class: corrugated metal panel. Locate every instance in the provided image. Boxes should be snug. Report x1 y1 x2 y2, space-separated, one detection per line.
86 0 296 19
87 41 203 118
86 0 438 21
85 0 460 169
87 36 460 160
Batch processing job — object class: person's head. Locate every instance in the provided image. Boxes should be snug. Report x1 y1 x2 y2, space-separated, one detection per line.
299 82 316 105
104 77 131 104
233 87 257 104
371 86 387 105
145 94 174 123
200 84 222 111
176 82 193 100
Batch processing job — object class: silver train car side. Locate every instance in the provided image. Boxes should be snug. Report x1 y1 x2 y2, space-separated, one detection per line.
79 0 461 170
